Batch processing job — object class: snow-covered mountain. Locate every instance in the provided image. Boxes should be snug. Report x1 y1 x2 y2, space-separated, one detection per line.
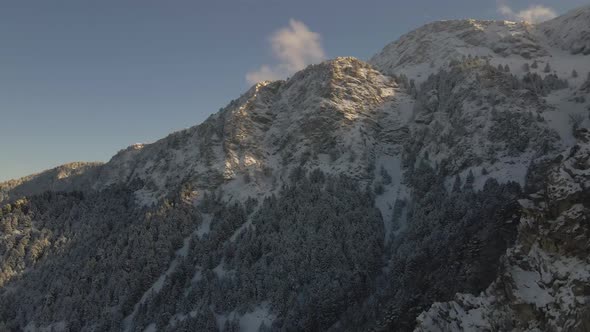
538 5 590 55
370 5 590 82
0 5 589 332
93 57 409 205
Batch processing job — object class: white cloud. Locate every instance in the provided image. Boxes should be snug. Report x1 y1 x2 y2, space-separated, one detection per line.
245 65 283 84
246 19 326 84
497 2 557 23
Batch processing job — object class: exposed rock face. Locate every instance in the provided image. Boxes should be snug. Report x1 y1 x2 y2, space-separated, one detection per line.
415 130 590 331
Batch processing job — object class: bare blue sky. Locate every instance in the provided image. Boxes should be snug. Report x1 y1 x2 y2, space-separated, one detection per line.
0 0 586 181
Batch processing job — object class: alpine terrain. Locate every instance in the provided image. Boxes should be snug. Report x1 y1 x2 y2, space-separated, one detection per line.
1 5 590 332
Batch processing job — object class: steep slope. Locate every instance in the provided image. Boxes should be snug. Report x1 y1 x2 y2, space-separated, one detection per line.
538 5 590 55
415 129 590 331
404 58 558 179
0 57 413 332
91 57 409 205
369 5 590 184
361 7 590 331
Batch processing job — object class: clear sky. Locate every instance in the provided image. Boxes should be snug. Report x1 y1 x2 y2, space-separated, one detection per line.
0 0 587 181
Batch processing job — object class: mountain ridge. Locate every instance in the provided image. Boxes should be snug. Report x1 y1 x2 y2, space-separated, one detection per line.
5 6 590 198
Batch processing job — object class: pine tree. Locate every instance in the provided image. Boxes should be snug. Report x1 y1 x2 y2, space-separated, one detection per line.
243 172 251 184
544 63 551 73
463 170 475 191
572 69 578 78
381 166 392 185
452 175 462 193
409 79 417 97
374 183 385 195
522 63 530 72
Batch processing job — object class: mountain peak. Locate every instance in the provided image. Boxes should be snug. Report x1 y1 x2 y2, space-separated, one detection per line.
370 17 546 80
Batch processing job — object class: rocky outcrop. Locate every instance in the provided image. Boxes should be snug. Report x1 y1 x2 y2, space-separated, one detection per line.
415 130 590 331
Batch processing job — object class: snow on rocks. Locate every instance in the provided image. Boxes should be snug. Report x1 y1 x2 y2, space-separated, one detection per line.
415 136 590 332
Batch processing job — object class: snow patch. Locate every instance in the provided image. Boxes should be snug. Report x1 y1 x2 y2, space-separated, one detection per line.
214 303 275 332
143 323 157 332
